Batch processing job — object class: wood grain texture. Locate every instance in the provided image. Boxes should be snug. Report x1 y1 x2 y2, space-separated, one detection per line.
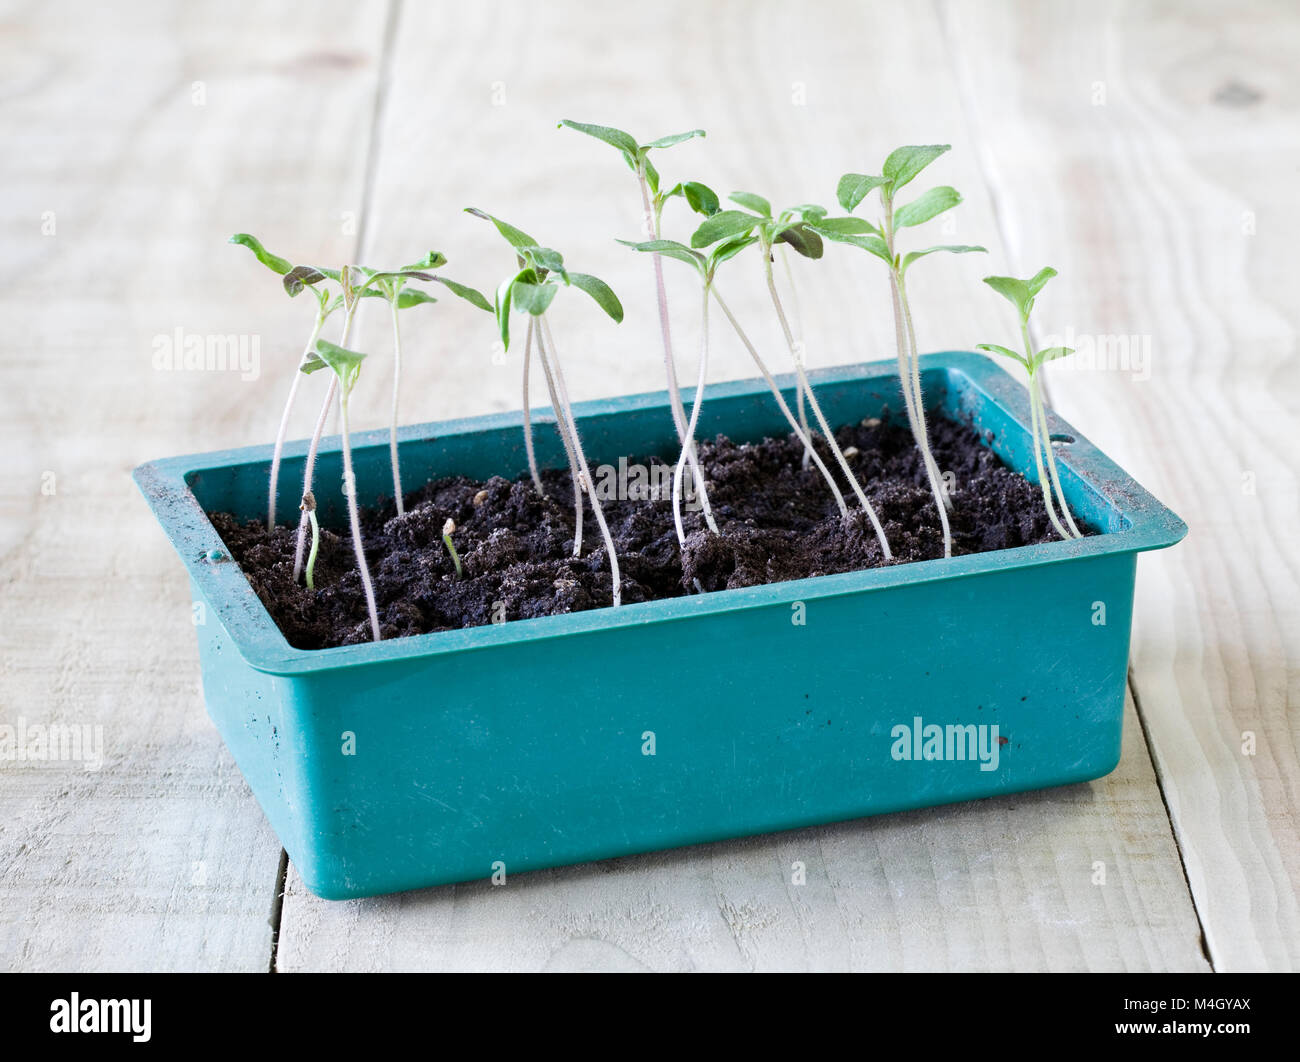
277 693 1208 971
273 0 1209 972
0 0 389 970
939 0 1300 971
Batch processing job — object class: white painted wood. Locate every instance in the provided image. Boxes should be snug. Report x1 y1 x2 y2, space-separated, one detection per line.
940 0 1300 971
278 693 1208 971
0 0 388 970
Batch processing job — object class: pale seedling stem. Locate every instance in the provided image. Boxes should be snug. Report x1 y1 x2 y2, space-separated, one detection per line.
388 299 406 517
268 303 328 530
521 316 544 495
711 288 850 519
293 302 357 582
539 314 622 606
762 241 892 558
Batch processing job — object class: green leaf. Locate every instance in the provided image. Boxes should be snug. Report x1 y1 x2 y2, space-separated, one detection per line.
882 145 950 193
526 246 568 279
401 251 448 271
690 210 760 248
829 232 893 265
983 275 1033 318
465 207 536 250
707 235 758 271
494 275 515 348
395 289 438 310
775 222 824 259
283 265 331 296
728 191 772 217
893 186 961 228
788 203 828 223
900 244 986 274
617 238 706 274
1035 345 1074 367
664 180 720 217
558 119 639 156
510 279 558 316
308 338 367 393
976 342 1029 370
836 173 888 213
569 272 624 323
811 216 880 237
433 276 492 311
1026 266 1058 297
229 233 292 276
646 129 706 150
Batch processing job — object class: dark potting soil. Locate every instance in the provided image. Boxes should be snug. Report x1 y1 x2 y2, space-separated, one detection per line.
211 414 1087 650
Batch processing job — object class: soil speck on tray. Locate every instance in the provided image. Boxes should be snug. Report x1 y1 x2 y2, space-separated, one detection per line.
211 415 1088 649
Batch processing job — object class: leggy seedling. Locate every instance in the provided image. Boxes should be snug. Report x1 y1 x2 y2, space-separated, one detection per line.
229 234 342 531
300 337 382 641
359 254 491 518
819 146 986 558
690 195 894 558
620 222 852 544
558 121 719 534
977 267 1083 541
467 207 627 606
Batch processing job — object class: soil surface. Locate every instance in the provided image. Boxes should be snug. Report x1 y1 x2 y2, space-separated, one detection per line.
211 414 1087 649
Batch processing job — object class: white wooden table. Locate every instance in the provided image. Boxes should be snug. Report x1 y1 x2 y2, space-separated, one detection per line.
2 0 1295 972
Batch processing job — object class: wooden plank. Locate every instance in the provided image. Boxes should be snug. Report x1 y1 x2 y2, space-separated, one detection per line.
277 0 1207 970
939 0 1300 971
278 693 1208 971
0 0 389 970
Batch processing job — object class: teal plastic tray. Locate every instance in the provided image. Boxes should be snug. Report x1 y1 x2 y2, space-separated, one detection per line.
133 352 1186 899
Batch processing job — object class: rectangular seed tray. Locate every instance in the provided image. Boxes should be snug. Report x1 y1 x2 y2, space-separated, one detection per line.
133 352 1186 899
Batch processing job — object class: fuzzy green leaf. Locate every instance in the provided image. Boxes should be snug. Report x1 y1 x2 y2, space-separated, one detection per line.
465 207 536 250
558 119 638 156
707 235 757 271
642 154 661 196
569 272 624 323
900 243 986 274
976 342 1029 370
837 173 888 213
307 338 366 393
494 275 516 348
646 129 706 150
690 210 760 248
1026 266 1058 297
882 145 950 193
618 238 706 274
511 279 558 316
395 289 438 310
893 186 961 229
728 191 772 217
230 233 292 276
664 180 720 217
811 216 880 237
983 274 1034 318
526 246 568 279
775 223 824 259
401 251 448 272
433 276 492 311
819 230 892 264
283 265 331 297
1035 345 1074 367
